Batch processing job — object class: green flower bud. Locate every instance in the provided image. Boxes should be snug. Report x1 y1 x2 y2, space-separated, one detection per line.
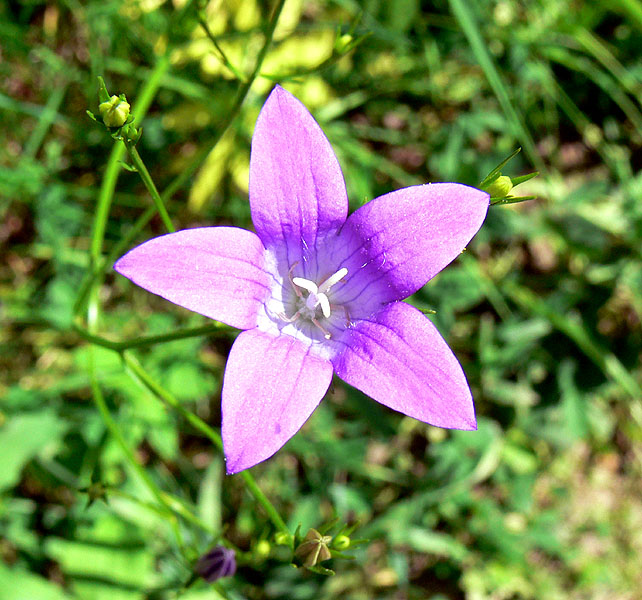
334 34 353 54
99 95 131 128
274 531 291 546
295 529 332 568
485 175 513 198
255 539 271 557
332 534 350 551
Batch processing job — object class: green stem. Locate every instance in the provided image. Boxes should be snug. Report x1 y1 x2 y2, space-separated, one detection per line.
198 16 247 82
89 52 171 266
73 321 233 352
91 144 126 266
88 349 166 506
161 0 286 201
124 142 175 232
88 341 215 538
74 206 157 317
238 470 291 541
123 353 292 542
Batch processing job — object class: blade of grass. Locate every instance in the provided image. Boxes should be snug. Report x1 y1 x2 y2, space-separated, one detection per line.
574 28 642 103
540 70 632 181
541 46 642 136
21 84 68 160
503 281 642 416
448 0 543 172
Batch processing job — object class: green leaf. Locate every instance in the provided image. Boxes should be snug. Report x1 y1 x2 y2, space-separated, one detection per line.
0 563 72 600
403 528 470 561
45 537 156 589
558 360 590 440
0 410 68 492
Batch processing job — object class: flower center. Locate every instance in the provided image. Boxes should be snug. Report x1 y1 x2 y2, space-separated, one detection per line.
283 266 348 339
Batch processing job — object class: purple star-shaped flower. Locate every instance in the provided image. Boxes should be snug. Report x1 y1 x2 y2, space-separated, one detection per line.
115 86 489 474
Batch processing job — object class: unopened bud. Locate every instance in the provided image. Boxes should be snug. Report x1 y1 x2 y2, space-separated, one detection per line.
485 175 513 198
274 531 291 546
335 33 353 54
255 539 271 557
195 545 236 582
295 529 332 568
333 534 350 550
99 95 131 128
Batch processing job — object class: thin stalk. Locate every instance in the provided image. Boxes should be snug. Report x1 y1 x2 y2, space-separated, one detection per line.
74 205 157 317
123 353 292 542
90 52 171 266
73 321 233 352
574 28 641 102
89 349 168 507
238 470 291 542
87 321 215 537
198 16 247 82
124 141 175 233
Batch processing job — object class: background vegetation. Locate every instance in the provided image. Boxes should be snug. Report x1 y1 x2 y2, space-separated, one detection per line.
1 0 641 598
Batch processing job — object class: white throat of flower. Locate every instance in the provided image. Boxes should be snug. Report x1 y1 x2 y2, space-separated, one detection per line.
282 266 348 339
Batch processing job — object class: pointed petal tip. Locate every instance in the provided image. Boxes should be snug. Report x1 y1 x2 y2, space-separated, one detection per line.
113 254 129 276
264 83 292 108
223 449 263 475
222 330 333 475
224 460 241 476
459 414 478 431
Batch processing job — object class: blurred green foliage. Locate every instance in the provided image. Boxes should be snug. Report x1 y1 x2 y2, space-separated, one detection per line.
1 0 641 598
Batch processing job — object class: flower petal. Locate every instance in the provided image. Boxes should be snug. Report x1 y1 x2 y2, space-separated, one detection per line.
222 329 333 473
332 302 476 430
114 227 270 330
249 85 348 272
339 183 489 303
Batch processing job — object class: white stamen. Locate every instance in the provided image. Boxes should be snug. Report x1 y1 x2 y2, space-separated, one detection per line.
284 267 349 339
292 277 318 295
318 294 331 319
318 267 348 293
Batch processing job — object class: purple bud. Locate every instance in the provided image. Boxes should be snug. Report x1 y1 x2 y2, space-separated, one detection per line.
195 545 236 582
